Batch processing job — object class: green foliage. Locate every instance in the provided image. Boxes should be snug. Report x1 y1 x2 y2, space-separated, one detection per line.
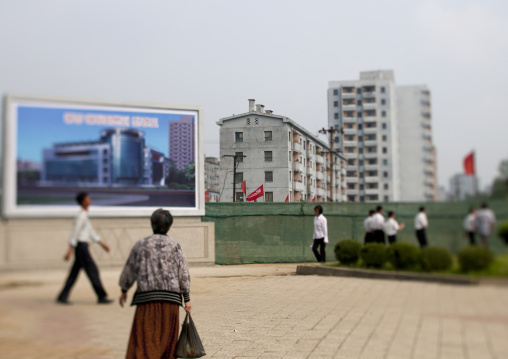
498 220 508 244
334 239 362 265
458 246 494 272
360 243 387 268
386 242 421 270
165 161 195 188
420 247 453 272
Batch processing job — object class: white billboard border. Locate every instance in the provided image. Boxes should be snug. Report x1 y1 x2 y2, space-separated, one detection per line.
1 94 205 218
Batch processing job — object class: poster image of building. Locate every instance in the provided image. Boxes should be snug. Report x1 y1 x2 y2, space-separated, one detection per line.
2 96 204 217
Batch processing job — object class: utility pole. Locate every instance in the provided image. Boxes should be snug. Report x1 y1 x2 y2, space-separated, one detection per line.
222 154 247 202
319 126 343 202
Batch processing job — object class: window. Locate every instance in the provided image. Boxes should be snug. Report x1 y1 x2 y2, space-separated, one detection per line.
359 184 364 190
334 137 340 143
289 151 291 161
333 101 338 107
289 171 291 180
265 171 273 182
368 195 378 201
383 147 387 154
368 159 376 165
246 118 250 125
381 99 386 105
264 131 272 141
382 123 387 129
381 87 386 93
265 192 273 202
348 183 355 189
357 99 362 106
382 135 387 141
382 111 386 117
235 192 244 202
235 172 243 183
357 88 362 94
360 196 365 202
359 148 364 154
384 196 389 202
383 171 388 178
358 124 363 130
333 89 338 95
235 132 243 142
334 113 339 119
289 132 291 141
384 183 389 190
255 118 259 125
383 159 388 165
359 160 364 166
348 195 356 202
235 151 244 162
264 151 272 162
358 136 363 142
347 159 355 165
357 111 363 118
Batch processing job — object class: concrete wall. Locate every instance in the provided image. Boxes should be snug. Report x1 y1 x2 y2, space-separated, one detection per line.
0 216 214 270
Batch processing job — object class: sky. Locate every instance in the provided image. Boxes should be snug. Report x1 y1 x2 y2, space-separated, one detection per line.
1 0 507 191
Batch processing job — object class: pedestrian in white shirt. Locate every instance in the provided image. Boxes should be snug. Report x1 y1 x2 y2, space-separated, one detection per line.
312 205 328 263
384 211 405 244
463 208 477 246
414 206 429 248
57 192 113 305
363 210 375 244
371 206 386 244
476 203 496 248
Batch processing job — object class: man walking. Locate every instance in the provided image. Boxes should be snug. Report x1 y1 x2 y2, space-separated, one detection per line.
312 205 328 263
414 206 429 248
384 211 405 244
476 203 496 248
371 206 385 244
363 210 375 244
463 208 477 245
57 192 113 304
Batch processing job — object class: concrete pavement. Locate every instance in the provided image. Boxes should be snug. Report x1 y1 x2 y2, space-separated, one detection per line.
1 263 507 358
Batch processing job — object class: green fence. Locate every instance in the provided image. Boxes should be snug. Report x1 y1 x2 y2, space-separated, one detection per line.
202 201 508 265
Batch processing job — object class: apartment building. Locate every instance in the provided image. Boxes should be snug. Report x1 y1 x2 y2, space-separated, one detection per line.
217 99 347 202
204 156 220 192
169 115 195 170
327 70 438 202
449 173 479 201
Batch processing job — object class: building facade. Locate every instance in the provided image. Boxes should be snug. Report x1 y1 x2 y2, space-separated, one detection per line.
217 100 347 203
204 156 220 192
169 116 195 170
327 70 438 202
449 173 479 201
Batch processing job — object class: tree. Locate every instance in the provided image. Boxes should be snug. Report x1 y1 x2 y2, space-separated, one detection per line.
491 156 508 199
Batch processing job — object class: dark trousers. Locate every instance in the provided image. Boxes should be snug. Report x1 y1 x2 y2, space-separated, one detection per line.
374 230 385 244
467 231 476 246
364 232 374 244
312 238 326 263
57 243 107 301
416 229 428 248
388 235 397 244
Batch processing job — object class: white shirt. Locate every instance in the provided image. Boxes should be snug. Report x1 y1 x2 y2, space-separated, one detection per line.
69 209 100 247
313 214 328 243
384 218 399 236
414 212 428 230
463 213 476 232
363 216 373 232
476 209 496 236
371 213 385 230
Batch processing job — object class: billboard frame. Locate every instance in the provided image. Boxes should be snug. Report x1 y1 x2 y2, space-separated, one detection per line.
1 94 205 218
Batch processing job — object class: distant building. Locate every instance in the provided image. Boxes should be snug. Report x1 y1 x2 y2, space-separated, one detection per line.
217 99 347 202
169 116 195 170
41 128 170 186
204 156 220 192
328 70 438 202
449 173 479 201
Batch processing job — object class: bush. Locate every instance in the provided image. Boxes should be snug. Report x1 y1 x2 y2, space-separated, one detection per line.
498 220 508 245
334 239 362 265
360 243 387 268
386 243 421 270
420 247 453 272
458 246 494 272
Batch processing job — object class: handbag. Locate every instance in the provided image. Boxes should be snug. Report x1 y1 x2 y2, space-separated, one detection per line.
175 312 206 358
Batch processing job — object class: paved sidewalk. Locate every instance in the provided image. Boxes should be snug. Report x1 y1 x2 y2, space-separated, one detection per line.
1 263 508 358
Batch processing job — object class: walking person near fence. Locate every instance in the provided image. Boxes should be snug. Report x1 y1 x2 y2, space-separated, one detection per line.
384 211 405 244
371 206 386 244
312 205 328 263
119 208 191 359
363 210 375 244
415 206 429 248
476 203 496 248
463 208 477 245
56 192 113 305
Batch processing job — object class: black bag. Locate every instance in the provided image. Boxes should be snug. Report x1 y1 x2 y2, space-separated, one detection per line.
175 313 206 358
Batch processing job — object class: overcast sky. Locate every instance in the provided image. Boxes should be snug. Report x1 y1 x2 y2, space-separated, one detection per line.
1 0 507 191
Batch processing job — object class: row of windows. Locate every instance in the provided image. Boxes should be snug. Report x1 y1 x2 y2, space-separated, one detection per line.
334 110 388 118
235 131 272 142
346 171 390 178
333 98 387 107
348 183 390 190
342 123 388 130
347 159 388 166
333 87 386 95
343 135 388 142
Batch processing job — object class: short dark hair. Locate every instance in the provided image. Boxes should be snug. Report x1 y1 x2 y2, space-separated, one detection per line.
368 210 375 215
481 203 488 209
151 208 173 235
419 206 425 212
314 205 323 214
388 211 394 218
76 192 88 205
376 206 383 212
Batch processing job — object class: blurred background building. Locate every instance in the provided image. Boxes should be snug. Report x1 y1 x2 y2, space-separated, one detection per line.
169 116 195 170
449 173 480 201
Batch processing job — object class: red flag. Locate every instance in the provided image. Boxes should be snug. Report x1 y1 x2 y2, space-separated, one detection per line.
464 151 475 175
216 196 219 202
246 185 264 202
285 195 289 202
312 196 316 202
241 180 246 195
205 189 210 202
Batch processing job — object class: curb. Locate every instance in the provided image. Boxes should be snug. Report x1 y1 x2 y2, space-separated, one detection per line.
296 265 479 285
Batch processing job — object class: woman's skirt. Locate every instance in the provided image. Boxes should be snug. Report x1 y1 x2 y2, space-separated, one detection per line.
126 301 180 359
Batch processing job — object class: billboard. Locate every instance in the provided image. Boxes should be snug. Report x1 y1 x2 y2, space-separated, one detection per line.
2 95 204 217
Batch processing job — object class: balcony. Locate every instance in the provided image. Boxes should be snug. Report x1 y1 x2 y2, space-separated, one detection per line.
364 140 377 147
315 171 324 180
362 101 376 108
293 180 305 192
362 91 376 98
364 164 378 170
424 179 434 187
306 167 314 176
343 128 357 135
315 188 324 197
424 155 434 163
315 154 324 164
342 117 357 123
327 190 331 198
364 152 378 159
345 165 358 171
365 188 379 195
346 177 358 183
365 176 380 182
307 185 313 193
293 161 303 172
306 149 313 158
341 91 356 98
292 142 302 152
